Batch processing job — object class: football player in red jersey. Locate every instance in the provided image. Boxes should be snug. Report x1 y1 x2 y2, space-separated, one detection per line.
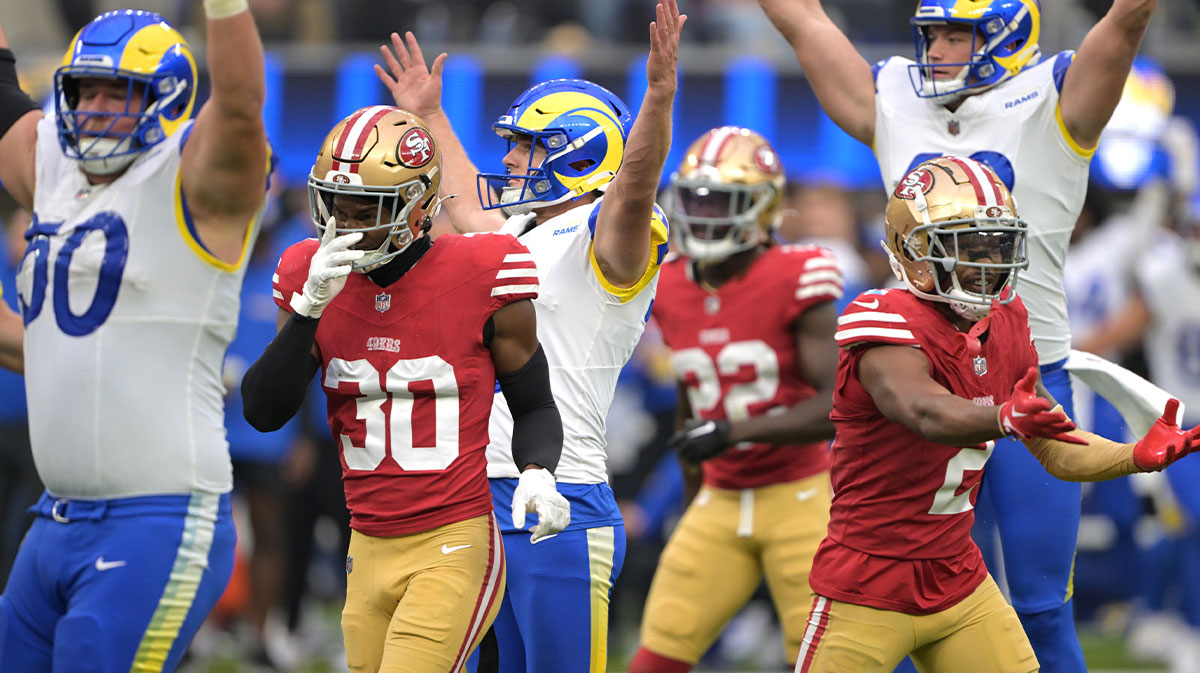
239 106 570 673
795 155 1198 673
627 127 842 673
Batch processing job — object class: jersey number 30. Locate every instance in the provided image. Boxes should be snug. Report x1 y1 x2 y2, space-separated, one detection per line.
325 356 461 472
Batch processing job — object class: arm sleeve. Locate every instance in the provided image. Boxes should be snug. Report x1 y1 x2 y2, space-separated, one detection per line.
1023 430 1138 482
241 313 321 432
498 345 563 474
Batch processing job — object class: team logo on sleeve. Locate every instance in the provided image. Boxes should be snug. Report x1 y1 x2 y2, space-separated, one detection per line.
895 166 934 200
397 128 435 168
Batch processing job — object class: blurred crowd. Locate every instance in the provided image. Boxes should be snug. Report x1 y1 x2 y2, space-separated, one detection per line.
4 0 1198 52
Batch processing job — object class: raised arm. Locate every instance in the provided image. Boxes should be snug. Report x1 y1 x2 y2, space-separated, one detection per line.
1058 0 1158 151
376 32 505 233
592 0 686 287
0 22 44 211
180 1 269 264
758 0 875 146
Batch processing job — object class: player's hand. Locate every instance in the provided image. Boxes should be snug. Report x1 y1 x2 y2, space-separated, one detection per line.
289 223 363 319
669 418 732 465
375 31 446 120
646 0 687 93
997 367 1087 444
512 467 571 543
1132 399 1196 471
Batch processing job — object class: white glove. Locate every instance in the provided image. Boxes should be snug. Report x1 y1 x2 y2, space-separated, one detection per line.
289 223 364 318
512 468 571 543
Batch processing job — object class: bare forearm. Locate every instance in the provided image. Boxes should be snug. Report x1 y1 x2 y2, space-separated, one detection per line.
1109 0 1157 35
728 396 835 445
1023 431 1137 482
205 12 266 124
907 395 1005 447
608 87 674 208
422 109 504 232
0 303 22 373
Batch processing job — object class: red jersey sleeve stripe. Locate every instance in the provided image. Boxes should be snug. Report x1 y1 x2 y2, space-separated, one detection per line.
803 256 841 270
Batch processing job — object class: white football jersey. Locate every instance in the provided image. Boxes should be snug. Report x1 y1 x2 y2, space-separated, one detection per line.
1063 215 1142 353
874 52 1092 364
18 115 262 498
486 199 669 483
1136 234 1200 422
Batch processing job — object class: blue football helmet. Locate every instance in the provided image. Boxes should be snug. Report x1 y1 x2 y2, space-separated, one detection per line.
477 78 632 215
1092 58 1175 191
909 0 1042 100
54 10 197 175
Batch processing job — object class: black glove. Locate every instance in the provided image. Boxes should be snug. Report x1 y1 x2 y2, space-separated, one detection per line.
669 418 732 465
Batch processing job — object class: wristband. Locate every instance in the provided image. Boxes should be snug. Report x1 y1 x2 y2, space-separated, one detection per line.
204 0 249 19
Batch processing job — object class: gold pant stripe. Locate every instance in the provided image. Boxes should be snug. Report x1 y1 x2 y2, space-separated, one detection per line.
452 515 505 672
587 526 617 673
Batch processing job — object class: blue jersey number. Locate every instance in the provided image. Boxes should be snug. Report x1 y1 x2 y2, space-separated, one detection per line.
905 151 1016 192
21 212 130 336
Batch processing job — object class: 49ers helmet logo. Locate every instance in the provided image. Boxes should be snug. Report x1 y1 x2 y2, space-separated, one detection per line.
895 166 934 200
397 128 434 168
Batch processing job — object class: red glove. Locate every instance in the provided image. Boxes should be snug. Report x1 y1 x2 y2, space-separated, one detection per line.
997 367 1086 445
1133 399 1196 471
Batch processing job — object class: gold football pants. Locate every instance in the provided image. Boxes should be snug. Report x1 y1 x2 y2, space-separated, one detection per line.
342 514 505 673
640 472 831 664
796 574 1038 673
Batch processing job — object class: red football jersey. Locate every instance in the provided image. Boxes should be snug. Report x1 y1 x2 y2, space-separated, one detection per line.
274 233 537 537
652 245 841 489
809 288 1039 614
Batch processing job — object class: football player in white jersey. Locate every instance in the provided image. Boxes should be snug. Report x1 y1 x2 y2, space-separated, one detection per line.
373 2 684 671
758 0 1157 669
0 4 270 672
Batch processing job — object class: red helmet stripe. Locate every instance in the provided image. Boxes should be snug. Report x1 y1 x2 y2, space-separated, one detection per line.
946 156 1000 206
699 126 739 166
333 105 394 172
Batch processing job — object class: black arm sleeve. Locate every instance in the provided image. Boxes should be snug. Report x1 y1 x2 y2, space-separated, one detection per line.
241 313 321 432
498 345 563 474
0 49 39 139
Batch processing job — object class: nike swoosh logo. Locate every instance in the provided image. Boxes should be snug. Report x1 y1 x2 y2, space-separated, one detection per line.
95 557 126 571
687 421 716 439
852 298 880 309
796 488 819 502
441 544 472 555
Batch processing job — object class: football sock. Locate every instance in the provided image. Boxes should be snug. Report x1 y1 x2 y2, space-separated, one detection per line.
628 647 692 673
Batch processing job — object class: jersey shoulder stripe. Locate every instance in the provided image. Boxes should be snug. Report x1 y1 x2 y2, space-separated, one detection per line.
835 290 919 348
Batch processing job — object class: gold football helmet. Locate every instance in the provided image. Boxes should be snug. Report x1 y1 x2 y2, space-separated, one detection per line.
666 126 785 261
884 156 1028 320
308 105 442 272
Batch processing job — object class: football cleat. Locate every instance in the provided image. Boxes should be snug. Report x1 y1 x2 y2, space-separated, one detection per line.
55 10 197 174
308 106 443 272
884 156 1028 320
665 126 785 261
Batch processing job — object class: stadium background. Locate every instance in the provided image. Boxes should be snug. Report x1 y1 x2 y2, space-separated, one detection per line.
1 0 1199 671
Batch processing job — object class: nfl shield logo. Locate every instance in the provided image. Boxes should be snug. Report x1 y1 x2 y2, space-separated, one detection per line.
346 556 353 575
704 295 720 315
375 292 391 313
948 120 961 136
973 356 987 376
